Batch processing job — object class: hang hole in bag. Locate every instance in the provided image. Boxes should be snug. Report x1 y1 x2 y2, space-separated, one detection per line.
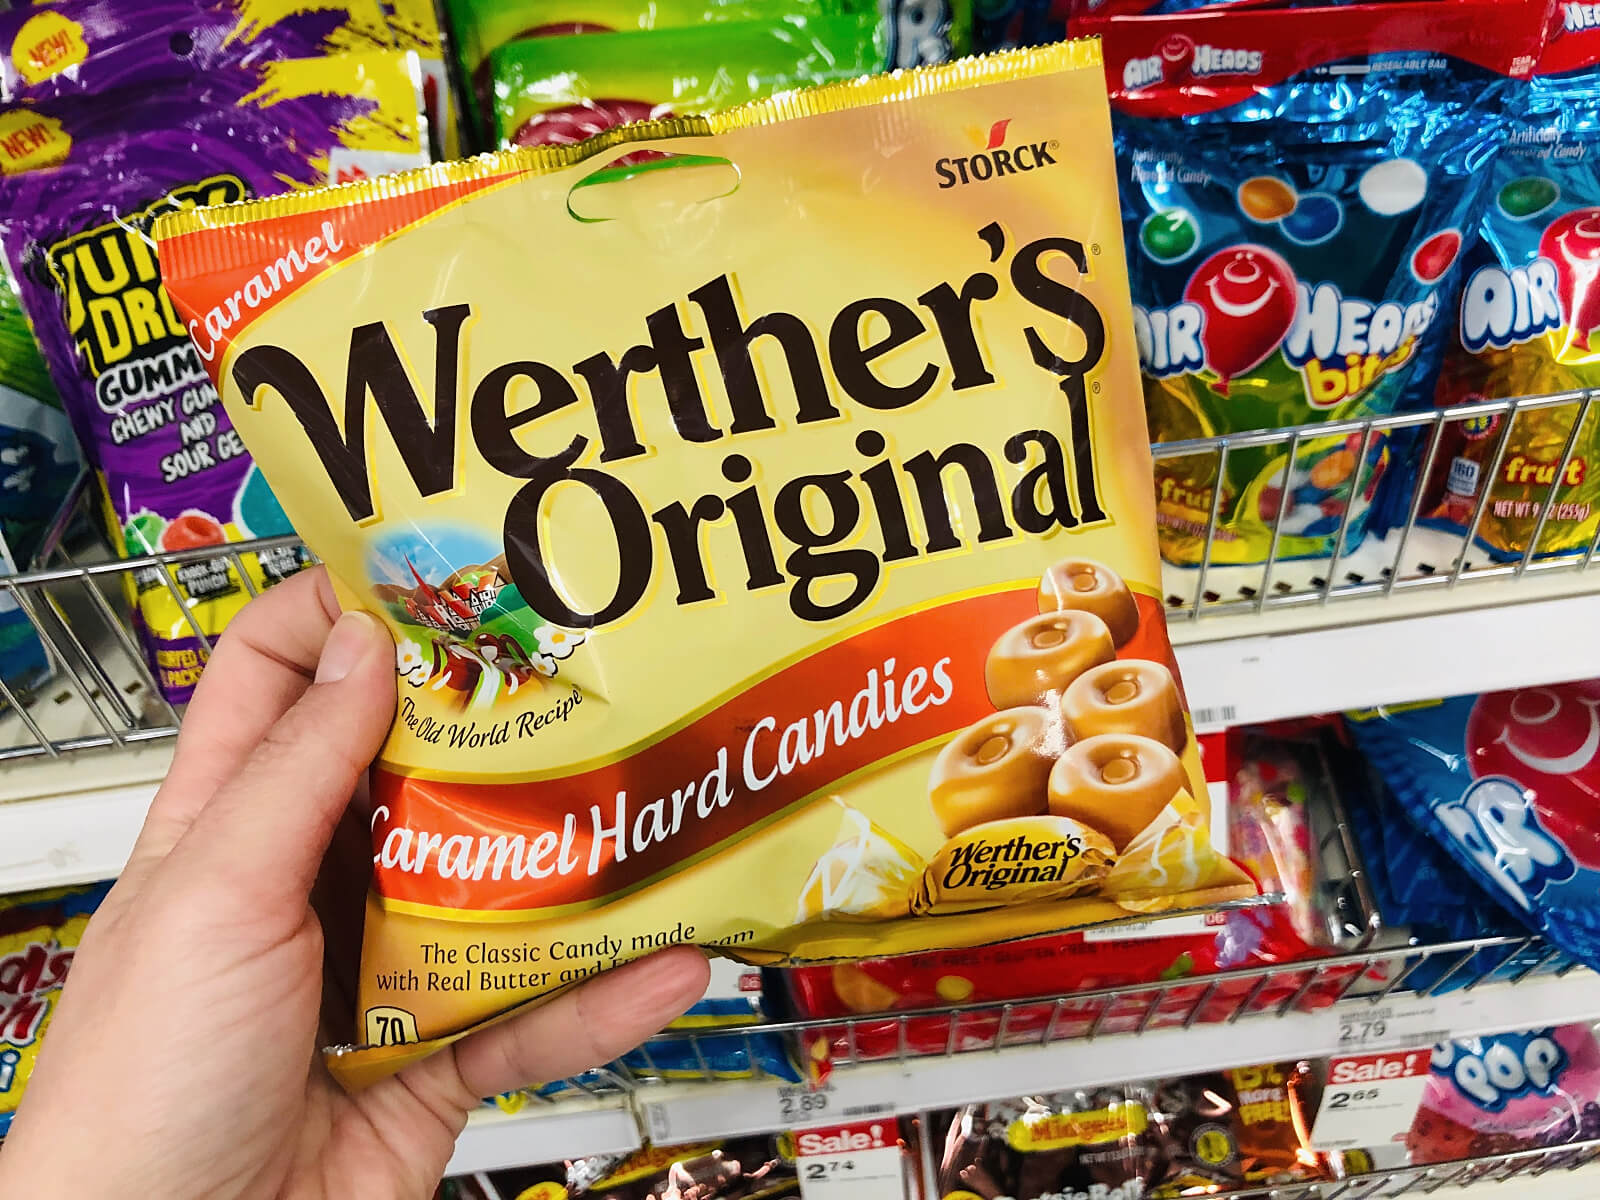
565 151 741 226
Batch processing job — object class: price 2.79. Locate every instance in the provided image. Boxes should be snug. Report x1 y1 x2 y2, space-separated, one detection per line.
1337 1018 1387 1047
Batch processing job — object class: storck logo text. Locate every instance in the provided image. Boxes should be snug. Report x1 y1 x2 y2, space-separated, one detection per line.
935 119 1058 188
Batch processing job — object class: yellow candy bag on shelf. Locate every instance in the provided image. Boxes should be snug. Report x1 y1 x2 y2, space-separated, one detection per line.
154 41 1259 1089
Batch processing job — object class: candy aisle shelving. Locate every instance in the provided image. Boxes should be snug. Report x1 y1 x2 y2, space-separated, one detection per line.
6 404 1600 1194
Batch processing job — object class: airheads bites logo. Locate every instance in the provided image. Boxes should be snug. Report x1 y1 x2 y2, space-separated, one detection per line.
1135 244 1445 406
1436 681 1600 913
1122 34 1263 91
1464 207 1600 354
934 118 1058 188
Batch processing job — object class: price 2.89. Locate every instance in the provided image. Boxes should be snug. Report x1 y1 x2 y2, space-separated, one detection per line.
778 1089 829 1121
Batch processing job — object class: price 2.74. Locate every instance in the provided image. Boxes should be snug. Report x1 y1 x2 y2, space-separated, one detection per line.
804 1160 857 1179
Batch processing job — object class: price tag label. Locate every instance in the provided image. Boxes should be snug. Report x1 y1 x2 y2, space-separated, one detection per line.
1310 1049 1433 1151
1331 999 1448 1054
794 1121 904 1198
774 1082 836 1126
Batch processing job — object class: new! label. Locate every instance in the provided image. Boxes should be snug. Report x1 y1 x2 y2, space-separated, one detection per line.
795 1120 903 1199
1310 1050 1431 1150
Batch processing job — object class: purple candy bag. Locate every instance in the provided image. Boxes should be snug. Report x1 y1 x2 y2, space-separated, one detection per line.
0 52 427 701
1 0 394 103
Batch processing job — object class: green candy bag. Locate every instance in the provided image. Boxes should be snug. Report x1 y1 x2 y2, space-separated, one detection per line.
0 268 82 691
489 14 887 150
447 0 969 145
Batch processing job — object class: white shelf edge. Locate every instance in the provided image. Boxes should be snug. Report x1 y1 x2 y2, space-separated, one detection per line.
446 1097 639 1175
638 971 1600 1145
1175 587 1600 731
0 777 159 892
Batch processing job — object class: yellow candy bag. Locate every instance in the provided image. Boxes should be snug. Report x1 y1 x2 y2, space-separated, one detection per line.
0 884 106 1134
154 42 1260 1089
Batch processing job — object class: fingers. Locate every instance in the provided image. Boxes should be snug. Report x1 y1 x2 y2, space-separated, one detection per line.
443 948 711 1103
160 608 396 923
127 568 347 875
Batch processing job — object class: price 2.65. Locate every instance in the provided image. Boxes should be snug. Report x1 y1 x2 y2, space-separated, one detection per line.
1325 1088 1383 1108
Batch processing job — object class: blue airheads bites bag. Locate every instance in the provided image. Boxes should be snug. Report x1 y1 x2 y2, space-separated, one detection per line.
1082 2 1545 567
1347 680 1600 971
1422 11 1600 562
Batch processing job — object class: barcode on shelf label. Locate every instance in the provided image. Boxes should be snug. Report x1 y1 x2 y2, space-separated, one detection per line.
1331 999 1447 1054
841 1103 895 1118
794 1121 903 1199
1310 1049 1432 1150
1190 705 1238 729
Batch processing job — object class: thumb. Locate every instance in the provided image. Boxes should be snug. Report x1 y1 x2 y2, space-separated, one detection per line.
164 610 396 916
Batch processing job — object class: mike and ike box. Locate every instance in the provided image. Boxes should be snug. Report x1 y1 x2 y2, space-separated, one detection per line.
153 41 1259 1088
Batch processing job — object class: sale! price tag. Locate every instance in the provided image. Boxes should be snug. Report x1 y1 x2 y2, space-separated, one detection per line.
1330 998 1448 1054
794 1121 905 1198
1310 1049 1433 1151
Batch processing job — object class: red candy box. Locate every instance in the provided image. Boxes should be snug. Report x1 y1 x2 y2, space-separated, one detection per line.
787 727 1363 1079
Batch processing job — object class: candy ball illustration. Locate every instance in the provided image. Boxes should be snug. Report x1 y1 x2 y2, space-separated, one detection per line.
1411 229 1462 284
1540 207 1600 349
1280 192 1342 245
160 510 225 551
1182 244 1297 394
1499 175 1559 220
1466 679 1600 869
1237 176 1296 222
123 510 165 555
1359 157 1427 216
1140 207 1199 262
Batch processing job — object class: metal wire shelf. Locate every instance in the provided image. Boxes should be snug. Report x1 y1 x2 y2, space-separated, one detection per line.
1155 390 1600 619
512 930 1576 1098
1165 1136 1600 1198
2 391 1597 762
452 1136 1600 1200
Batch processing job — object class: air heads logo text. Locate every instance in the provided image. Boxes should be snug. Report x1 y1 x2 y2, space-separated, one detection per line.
1123 34 1263 89
1565 3 1600 32
935 119 1058 188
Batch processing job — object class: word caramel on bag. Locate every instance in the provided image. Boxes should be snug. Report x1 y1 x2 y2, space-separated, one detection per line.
154 41 1259 1087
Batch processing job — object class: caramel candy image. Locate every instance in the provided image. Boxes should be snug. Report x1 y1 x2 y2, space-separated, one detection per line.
1104 791 1258 909
795 800 923 922
1047 733 1186 851
929 707 1062 837
1060 660 1187 753
1038 557 1141 646
832 963 902 1013
985 610 1115 710
913 814 1116 915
